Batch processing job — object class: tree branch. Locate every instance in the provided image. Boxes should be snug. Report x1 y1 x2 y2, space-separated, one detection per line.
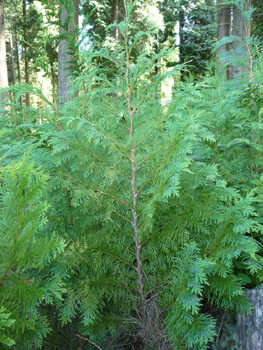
137 147 174 194
76 334 102 350
77 244 136 269
58 171 131 208
133 120 165 150
87 150 131 183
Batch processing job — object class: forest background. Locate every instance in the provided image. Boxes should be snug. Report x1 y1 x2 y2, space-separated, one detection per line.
1 0 263 349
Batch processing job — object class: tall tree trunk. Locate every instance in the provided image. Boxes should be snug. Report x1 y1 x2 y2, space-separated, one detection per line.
179 1 186 81
237 288 263 350
216 0 231 79
9 34 16 85
113 0 119 40
231 0 252 78
23 0 30 107
0 0 8 108
57 0 79 105
14 26 22 107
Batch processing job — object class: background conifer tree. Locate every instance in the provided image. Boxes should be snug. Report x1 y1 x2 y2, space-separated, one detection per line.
0 155 65 349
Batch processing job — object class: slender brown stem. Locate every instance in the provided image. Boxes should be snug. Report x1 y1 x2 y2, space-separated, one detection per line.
125 28 146 324
202 217 231 260
75 334 102 350
133 120 165 150
215 313 226 349
137 148 173 194
141 198 199 246
89 185 130 206
59 171 131 207
135 146 163 170
104 281 133 290
82 121 132 160
86 150 131 183
79 245 136 269
112 210 133 223
214 138 218 165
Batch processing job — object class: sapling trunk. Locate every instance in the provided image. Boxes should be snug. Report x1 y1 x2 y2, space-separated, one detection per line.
130 146 146 323
125 21 146 325
128 82 146 325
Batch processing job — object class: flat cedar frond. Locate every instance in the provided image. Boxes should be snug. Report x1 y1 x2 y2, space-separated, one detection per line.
0 1 263 349
0 155 64 348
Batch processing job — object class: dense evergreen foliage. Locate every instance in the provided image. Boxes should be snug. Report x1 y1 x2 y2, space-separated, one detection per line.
1 0 263 349
252 0 263 40
177 0 216 77
0 155 64 348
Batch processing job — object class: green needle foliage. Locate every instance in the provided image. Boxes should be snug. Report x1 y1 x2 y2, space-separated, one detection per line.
0 307 15 347
0 1 263 349
0 155 65 349
32 3 261 349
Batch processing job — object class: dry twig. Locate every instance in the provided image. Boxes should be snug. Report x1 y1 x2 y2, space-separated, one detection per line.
76 334 102 350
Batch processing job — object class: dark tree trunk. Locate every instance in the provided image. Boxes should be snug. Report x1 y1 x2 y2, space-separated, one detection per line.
237 287 263 350
14 26 22 107
113 0 119 40
10 34 16 85
179 2 186 81
216 0 231 79
0 0 8 108
57 0 79 105
23 0 30 107
231 0 252 78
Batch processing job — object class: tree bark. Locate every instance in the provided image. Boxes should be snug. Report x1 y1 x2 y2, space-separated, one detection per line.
237 287 263 350
113 0 119 40
23 0 30 107
216 0 231 79
231 0 252 78
0 0 8 108
57 0 79 105
14 26 22 107
9 34 16 85
179 1 186 81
